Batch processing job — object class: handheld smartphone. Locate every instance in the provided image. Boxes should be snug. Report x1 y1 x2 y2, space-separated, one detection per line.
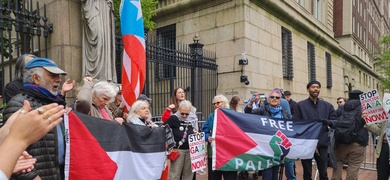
260 95 266 100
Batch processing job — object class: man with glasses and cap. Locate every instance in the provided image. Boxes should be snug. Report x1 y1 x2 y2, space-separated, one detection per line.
2 57 69 179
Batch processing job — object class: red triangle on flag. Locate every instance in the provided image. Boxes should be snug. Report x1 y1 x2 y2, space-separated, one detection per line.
67 112 117 179
215 109 258 169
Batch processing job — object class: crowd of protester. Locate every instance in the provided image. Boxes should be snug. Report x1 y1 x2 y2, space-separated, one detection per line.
0 54 388 180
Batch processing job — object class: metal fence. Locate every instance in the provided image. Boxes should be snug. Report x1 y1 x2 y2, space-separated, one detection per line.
0 0 52 97
115 34 218 121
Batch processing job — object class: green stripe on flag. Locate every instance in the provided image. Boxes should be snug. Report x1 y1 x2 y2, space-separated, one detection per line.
217 154 294 171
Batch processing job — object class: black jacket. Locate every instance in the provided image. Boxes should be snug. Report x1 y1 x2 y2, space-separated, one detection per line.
293 98 336 147
4 79 23 103
245 103 292 119
336 99 368 146
3 87 66 180
287 99 297 116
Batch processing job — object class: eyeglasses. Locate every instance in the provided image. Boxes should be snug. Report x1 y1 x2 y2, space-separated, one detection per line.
212 101 222 105
180 113 190 116
269 96 281 99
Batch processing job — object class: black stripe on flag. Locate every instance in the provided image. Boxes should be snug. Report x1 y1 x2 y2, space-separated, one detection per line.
74 112 166 153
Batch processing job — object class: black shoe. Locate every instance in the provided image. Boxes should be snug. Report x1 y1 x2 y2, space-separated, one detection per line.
238 171 249 180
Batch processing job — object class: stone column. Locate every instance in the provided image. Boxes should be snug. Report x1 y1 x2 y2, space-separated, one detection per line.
39 0 83 103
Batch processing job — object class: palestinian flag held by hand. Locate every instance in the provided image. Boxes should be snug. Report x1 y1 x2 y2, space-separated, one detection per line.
64 112 166 179
212 108 322 171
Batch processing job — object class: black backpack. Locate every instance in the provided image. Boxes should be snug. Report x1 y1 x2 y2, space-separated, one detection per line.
334 105 361 144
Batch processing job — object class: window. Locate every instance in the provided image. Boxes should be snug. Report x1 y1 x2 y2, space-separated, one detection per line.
282 27 293 80
325 52 332 88
156 24 176 80
307 42 316 82
314 0 321 20
296 0 304 6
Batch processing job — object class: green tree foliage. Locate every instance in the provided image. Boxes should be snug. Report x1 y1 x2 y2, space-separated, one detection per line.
375 35 390 91
113 0 158 31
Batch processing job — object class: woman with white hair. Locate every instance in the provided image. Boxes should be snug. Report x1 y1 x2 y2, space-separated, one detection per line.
163 100 197 180
202 94 237 180
75 77 124 124
126 100 157 128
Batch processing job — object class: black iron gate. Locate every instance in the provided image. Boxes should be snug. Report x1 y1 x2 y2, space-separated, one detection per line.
116 35 218 120
0 0 51 97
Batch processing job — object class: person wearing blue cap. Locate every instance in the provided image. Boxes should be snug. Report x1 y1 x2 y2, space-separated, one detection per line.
1 57 69 179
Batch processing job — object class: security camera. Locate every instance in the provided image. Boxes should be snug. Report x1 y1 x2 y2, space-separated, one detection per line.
244 80 250 85
240 75 250 85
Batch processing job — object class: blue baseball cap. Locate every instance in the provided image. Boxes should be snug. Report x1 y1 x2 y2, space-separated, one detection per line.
25 57 67 75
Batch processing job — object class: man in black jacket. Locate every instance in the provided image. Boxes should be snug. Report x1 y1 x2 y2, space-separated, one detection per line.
2 57 68 180
284 90 297 116
293 81 336 180
331 90 368 180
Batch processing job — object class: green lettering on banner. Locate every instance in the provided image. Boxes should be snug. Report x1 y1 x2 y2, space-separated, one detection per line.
225 154 290 171
376 100 382 106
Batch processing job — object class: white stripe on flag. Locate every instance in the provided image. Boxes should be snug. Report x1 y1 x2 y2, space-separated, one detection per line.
122 49 132 84
246 133 318 160
136 35 146 49
107 151 166 180
64 114 70 180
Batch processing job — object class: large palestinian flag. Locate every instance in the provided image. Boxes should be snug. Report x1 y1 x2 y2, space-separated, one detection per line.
64 111 166 179
212 108 322 171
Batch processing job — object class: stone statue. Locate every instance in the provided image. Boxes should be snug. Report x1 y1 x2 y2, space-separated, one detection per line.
81 0 117 82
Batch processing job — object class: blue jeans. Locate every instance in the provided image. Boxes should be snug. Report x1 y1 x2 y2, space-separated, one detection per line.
284 161 296 180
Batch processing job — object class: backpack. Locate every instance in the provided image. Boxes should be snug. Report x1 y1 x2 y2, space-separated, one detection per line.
334 105 361 144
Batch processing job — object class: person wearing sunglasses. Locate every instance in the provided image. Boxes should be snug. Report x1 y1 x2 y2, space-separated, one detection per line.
335 97 348 117
163 100 197 180
336 97 346 107
245 89 292 180
202 94 238 180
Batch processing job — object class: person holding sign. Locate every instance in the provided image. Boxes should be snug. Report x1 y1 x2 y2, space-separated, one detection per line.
164 100 197 180
364 120 390 179
202 95 238 180
331 90 368 180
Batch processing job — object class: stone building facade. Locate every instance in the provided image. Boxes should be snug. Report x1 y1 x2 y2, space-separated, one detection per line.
1 0 387 108
153 0 389 107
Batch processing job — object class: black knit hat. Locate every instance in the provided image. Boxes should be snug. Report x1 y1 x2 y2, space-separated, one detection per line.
349 90 364 99
306 80 321 89
284 91 292 95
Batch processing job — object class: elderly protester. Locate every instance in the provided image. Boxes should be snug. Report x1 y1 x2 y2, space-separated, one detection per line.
75 77 124 125
202 94 237 180
245 89 292 180
163 100 197 180
108 85 128 119
126 100 157 128
2 57 68 179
